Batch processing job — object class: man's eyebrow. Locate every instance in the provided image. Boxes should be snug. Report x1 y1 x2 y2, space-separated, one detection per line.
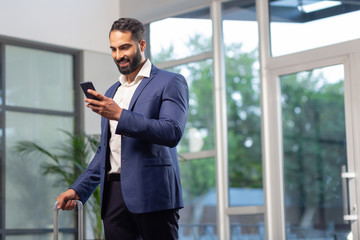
110 43 132 49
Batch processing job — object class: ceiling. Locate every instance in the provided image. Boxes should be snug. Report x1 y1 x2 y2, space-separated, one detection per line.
175 0 360 23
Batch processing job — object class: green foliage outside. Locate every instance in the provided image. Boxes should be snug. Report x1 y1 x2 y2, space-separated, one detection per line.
154 33 346 227
225 43 262 189
281 70 346 226
153 34 262 204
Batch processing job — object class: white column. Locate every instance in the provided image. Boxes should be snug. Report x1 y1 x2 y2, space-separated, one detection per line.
256 0 286 239
211 0 230 239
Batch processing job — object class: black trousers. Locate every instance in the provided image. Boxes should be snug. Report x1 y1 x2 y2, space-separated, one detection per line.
102 174 180 240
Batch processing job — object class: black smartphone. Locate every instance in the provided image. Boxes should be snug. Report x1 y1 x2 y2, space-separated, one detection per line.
80 81 99 100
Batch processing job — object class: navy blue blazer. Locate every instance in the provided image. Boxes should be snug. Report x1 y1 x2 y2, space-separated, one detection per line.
71 65 189 214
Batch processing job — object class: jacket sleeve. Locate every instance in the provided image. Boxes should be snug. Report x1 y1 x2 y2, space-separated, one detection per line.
68 82 117 204
115 74 189 148
69 144 102 204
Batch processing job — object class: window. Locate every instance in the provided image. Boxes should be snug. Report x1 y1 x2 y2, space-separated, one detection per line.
223 0 263 207
150 10 212 63
149 0 360 239
0 40 79 239
280 65 351 239
222 1 264 239
269 0 360 56
150 8 217 239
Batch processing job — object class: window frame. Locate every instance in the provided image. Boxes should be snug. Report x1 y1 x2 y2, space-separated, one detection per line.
0 35 81 239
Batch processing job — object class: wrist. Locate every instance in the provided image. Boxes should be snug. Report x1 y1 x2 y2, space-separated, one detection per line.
69 188 80 200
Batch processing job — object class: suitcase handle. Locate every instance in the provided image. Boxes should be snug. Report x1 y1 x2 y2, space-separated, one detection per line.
53 200 83 240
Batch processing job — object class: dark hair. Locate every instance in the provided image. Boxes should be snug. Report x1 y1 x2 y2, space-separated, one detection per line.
109 18 145 43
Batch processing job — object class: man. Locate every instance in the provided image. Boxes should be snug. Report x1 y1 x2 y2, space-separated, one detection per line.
56 17 189 240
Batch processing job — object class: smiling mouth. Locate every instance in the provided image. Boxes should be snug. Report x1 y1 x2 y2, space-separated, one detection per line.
117 59 130 68
120 59 129 65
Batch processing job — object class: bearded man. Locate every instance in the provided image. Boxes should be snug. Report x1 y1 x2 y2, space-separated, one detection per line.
56 17 189 240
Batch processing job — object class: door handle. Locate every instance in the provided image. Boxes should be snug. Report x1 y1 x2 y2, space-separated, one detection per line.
341 165 358 223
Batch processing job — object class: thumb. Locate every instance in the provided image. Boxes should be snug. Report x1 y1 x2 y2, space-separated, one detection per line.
56 192 69 210
56 197 64 209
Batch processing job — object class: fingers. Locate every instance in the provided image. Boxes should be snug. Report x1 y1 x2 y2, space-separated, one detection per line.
56 194 65 210
87 89 104 101
62 200 77 210
84 96 122 120
57 199 76 211
56 189 78 211
84 90 106 107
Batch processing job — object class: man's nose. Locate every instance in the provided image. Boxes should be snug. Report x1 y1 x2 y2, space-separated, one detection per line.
115 50 123 60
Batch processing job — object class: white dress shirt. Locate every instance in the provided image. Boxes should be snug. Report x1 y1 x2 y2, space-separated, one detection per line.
108 59 152 174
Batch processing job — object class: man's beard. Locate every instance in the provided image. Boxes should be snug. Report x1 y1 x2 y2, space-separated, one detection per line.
116 47 142 75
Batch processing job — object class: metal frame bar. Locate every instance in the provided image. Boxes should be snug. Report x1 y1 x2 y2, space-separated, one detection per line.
344 52 360 238
156 51 213 69
266 38 360 72
0 228 76 235
256 0 286 239
145 24 151 59
211 1 230 239
226 206 265 215
3 106 77 117
0 34 79 56
74 50 83 135
0 40 4 240
178 150 216 161
347 51 360 238
1 42 7 240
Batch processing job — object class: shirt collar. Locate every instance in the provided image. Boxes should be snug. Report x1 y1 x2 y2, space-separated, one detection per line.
119 59 152 86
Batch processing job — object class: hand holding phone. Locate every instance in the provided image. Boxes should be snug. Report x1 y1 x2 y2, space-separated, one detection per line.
80 81 99 101
80 81 122 120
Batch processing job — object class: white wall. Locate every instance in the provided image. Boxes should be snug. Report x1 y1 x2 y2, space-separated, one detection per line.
0 0 213 135
0 0 122 135
119 0 211 23
83 51 119 135
0 0 120 53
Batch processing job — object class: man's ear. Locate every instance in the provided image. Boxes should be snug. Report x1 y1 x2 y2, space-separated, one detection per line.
139 40 146 52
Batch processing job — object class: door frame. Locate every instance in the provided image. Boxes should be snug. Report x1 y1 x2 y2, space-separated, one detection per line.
261 39 360 239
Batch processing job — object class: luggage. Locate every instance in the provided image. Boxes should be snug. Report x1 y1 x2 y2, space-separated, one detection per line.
53 200 83 240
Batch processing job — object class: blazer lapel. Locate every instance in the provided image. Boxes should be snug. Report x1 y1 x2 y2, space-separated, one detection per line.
128 65 158 111
106 81 121 98
103 81 121 150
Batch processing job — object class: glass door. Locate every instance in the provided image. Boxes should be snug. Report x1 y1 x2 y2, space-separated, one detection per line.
278 63 357 239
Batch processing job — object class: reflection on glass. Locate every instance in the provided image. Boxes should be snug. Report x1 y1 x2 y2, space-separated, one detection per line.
5 112 74 229
165 60 214 153
150 8 212 63
179 157 217 239
269 0 360 56
5 45 74 111
223 1 263 207
230 214 265 240
280 65 351 239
